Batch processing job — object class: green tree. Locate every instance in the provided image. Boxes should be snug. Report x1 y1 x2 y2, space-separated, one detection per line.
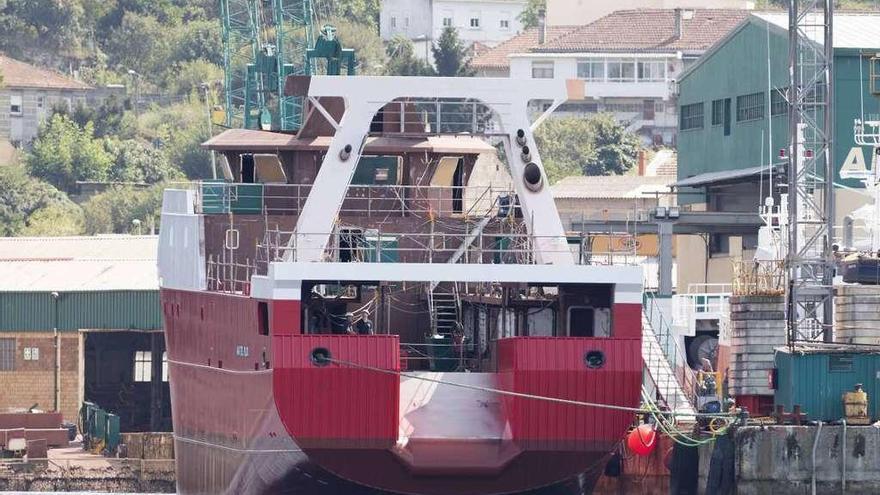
105 12 171 82
139 100 213 179
534 114 641 181
584 113 641 175
385 36 434 76
165 59 223 96
0 168 83 236
321 0 380 25
534 117 595 184
81 184 164 234
432 27 473 77
518 0 546 30
105 138 183 183
26 114 113 192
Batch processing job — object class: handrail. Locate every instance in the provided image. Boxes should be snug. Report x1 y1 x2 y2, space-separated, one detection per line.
643 291 698 410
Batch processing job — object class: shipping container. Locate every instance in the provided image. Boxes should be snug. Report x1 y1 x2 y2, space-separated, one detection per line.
774 347 880 422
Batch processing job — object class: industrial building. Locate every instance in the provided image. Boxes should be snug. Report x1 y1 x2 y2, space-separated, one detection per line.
0 236 169 432
674 12 880 290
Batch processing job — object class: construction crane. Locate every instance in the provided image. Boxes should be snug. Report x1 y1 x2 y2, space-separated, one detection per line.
218 0 354 132
785 0 835 343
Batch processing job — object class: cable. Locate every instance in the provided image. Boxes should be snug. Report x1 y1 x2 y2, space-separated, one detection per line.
322 356 738 419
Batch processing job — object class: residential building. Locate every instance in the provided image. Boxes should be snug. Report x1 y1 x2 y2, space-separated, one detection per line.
0 236 169 431
380 0 527 61
673 12 880 291
0 55 91 147
473 9 749 146
545 0 753 27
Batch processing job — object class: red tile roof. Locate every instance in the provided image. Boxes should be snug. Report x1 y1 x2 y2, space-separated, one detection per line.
471 26 580 69
0 55 91 90
533 9 750 54
473 9 751 69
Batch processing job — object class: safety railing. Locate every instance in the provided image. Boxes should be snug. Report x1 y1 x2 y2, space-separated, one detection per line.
207 256 256 294
643 291 698 410
400 341 469 372
732 259 785 296
255 229 640 267
373 99 501 135
190 181 521 220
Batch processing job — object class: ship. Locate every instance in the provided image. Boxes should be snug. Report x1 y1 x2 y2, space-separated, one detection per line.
157 75 644 494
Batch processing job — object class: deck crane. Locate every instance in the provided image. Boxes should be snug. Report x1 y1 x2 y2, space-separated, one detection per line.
218 0 355 132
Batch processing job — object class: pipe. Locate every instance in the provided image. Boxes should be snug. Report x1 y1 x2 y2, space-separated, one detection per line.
51 291 60 413
812 421 823 495
842 419 846 493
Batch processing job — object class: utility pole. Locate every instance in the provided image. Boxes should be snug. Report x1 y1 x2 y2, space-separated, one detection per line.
127 69 141 120
786 0 835 343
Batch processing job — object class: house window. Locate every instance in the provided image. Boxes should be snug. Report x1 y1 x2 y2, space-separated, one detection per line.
771 88 788 116
531 61 554 79
9 94 22 115
36 95 45 109
607 59 636 82
134 351 152 382
469 14 480 29
443 16 453 27
500 19 509 29
655 102 665 113
577 59 604 81
736 92 765 122
604 102 642 113
0 338 13 371
679 102 704 131
162 352 168 382
390 16 397 28
404 16 409 27
711 99 725 126
637 60 665 82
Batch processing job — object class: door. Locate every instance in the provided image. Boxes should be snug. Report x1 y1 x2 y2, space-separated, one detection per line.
643 100 655 120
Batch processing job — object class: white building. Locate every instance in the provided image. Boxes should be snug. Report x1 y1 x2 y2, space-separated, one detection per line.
380 0 528 60
472 9 749 146
545 0 753 27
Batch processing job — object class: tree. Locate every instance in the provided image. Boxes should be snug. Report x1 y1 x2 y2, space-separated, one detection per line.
385 36 435 76
105 138 183 184
534 114 641 181
584 113 641 176
81 184 164 234
0 168 83 236
165 59 223 96
104 12 171 83
139 101 213 179
533 117 595 184
26 114 113 192
432 27 473 77
518 0 546 30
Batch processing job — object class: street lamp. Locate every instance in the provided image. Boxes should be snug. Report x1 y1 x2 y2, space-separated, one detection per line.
127 69 141 119
200 82 218 180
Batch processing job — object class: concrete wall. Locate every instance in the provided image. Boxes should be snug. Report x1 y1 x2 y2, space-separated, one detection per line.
0 87 88 145
380 0 526 48
0 331 81 421
546 0 753 27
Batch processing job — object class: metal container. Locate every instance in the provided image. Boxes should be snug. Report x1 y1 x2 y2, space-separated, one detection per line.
835 284 880 345
774 347 880 422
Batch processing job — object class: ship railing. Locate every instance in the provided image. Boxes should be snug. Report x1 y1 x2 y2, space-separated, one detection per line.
207 255 256 294
399 341 470 372
255 229 641 267
371 98 501 135
644 291 699 409
182 180 522 220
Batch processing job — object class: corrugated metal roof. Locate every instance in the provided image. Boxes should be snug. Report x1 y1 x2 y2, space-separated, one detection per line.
0 235 158 292
551 175 673 199
753 12 880 49
673 164 783 188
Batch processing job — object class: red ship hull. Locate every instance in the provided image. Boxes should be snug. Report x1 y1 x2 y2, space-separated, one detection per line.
163 287 640 494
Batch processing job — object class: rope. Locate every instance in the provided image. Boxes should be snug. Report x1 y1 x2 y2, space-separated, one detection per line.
322 356 739 419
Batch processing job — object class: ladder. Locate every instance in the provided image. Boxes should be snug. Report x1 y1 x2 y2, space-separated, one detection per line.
641 301 697 416
429 284 461 336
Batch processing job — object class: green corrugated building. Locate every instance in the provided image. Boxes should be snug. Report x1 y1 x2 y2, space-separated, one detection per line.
672 12 880 291
0 235 169 431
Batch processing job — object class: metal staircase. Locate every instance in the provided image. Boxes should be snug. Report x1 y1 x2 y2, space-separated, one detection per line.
429 285 461 336
642 294 697 416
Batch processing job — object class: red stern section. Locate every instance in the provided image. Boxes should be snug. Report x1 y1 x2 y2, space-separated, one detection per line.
273 334 400 449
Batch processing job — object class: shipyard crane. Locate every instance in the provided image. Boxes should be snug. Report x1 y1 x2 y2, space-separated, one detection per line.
218 0 355 132
784 0 835 343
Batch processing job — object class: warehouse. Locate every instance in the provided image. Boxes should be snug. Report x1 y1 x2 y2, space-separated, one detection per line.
0 235 169 432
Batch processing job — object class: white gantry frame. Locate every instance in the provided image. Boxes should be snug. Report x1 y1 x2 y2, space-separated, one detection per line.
284 76 584 265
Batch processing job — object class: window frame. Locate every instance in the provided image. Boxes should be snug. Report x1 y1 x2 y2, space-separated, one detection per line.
133 350 152 382
736 91 765 122
531 61 554 79
637 60 666 82
442 16 453 27
469 11 481 29
576 58 605 82
9 93 22 116
0 338 14 371
607 59 636 82
711 99 725 127
679 102 704 131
